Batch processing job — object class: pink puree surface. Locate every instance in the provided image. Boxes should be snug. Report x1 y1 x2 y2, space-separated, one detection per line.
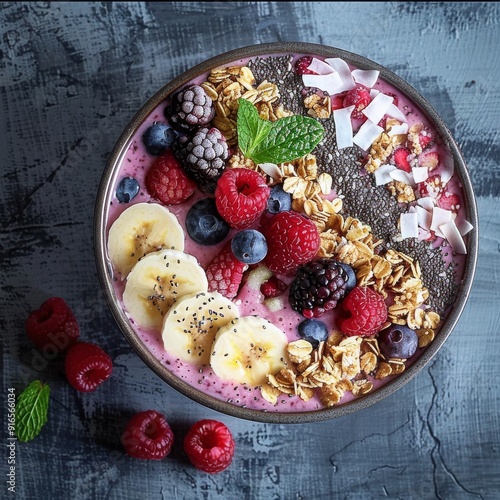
105 54 468 413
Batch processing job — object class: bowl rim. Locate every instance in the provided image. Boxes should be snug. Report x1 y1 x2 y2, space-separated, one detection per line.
94 41 479 424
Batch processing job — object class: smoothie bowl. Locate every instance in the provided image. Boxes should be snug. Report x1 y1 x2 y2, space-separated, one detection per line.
94 42 478 423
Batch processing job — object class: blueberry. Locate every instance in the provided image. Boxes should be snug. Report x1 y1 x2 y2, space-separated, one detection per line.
267 184 292 214
116 177 140 203
297 319 329 348
186 198 230 245
231 229 268 265
378 324 418 359
142 122 177 155
338 262 356 292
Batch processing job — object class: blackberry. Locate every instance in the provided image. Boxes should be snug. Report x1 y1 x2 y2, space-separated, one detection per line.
289 258 349 318
166 85 215 131
173 127 228 193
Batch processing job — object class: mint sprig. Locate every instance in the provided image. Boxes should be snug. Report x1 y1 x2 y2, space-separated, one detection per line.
237 98 324 164
15 380 50 442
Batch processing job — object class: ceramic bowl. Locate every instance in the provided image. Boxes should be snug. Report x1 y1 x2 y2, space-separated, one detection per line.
94 42 478 423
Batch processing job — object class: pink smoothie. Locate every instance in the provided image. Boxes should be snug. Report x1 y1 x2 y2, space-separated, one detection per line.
104 52 471 413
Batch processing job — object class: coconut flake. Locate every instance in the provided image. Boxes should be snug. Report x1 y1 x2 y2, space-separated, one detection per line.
400 212 419 239
362 93 394 124
333 105 354 149
430 206 453 237
351 69 380 88
324 57 356 92
385 103 407 123
352 120 384 151
390 169 415 186
387 122 409 136
412 166 429 183
457 218 474 236
258 162 282 180
370 89 380 99
417 197 437 210
374 164 397 185
440 220 467 254
308 57 336 75
302 72 342 94
416 205 433 230
440 154 455 184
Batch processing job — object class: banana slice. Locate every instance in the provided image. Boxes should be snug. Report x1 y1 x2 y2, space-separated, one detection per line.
123 249 208 331
162 291 240 365
108 202 184 278
210 316 288 386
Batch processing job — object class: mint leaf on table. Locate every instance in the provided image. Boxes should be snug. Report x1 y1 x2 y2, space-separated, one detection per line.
15 380 50 442
237 98 324 165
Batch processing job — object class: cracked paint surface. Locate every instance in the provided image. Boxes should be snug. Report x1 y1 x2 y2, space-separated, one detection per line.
1 2 499 499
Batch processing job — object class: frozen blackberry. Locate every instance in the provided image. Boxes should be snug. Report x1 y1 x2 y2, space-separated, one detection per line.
166 85 215 131
173 127 229 193
289 258 349 318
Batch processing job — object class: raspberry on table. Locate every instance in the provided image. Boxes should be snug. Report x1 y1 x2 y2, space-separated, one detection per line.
215 168 270 229
121 410 174 460
205 241 248 299
173 127 228 193
343 85 372 120
261 211 320 276
25 297 79 352
289 259 349 318
166 85 215 131
64 342 113 392
145 149 196 205
184 419 235 474
337 286 388 337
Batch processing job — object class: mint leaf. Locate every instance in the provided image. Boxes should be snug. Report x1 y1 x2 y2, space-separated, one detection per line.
237 98 272 157
15 380 50 442
236 99 324 164
251 115 324 165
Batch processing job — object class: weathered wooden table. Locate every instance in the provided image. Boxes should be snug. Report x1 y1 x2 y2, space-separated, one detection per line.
2 2 499 498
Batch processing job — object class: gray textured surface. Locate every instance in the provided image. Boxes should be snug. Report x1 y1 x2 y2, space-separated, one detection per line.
1 2 499 499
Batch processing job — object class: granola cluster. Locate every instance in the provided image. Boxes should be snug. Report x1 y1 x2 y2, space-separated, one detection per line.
200 66 291 145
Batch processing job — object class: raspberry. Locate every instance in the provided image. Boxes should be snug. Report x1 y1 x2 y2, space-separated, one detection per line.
418 151 439 170
145 149 196 205
206 241 247 299
337 286 387 337
65 342 113 392
343 85 371 120
438 188 461 213
393 147 412 173
184 419 235 474
173 127 228 193
261 211 320 276
295 56 316 75
25 297 79 353
166 85 215 131
418 127 434 150
260 275 287 299
289 259 349 318
417 174 445 199
215 168 270 229
331 92 347 111
121 410 174 460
